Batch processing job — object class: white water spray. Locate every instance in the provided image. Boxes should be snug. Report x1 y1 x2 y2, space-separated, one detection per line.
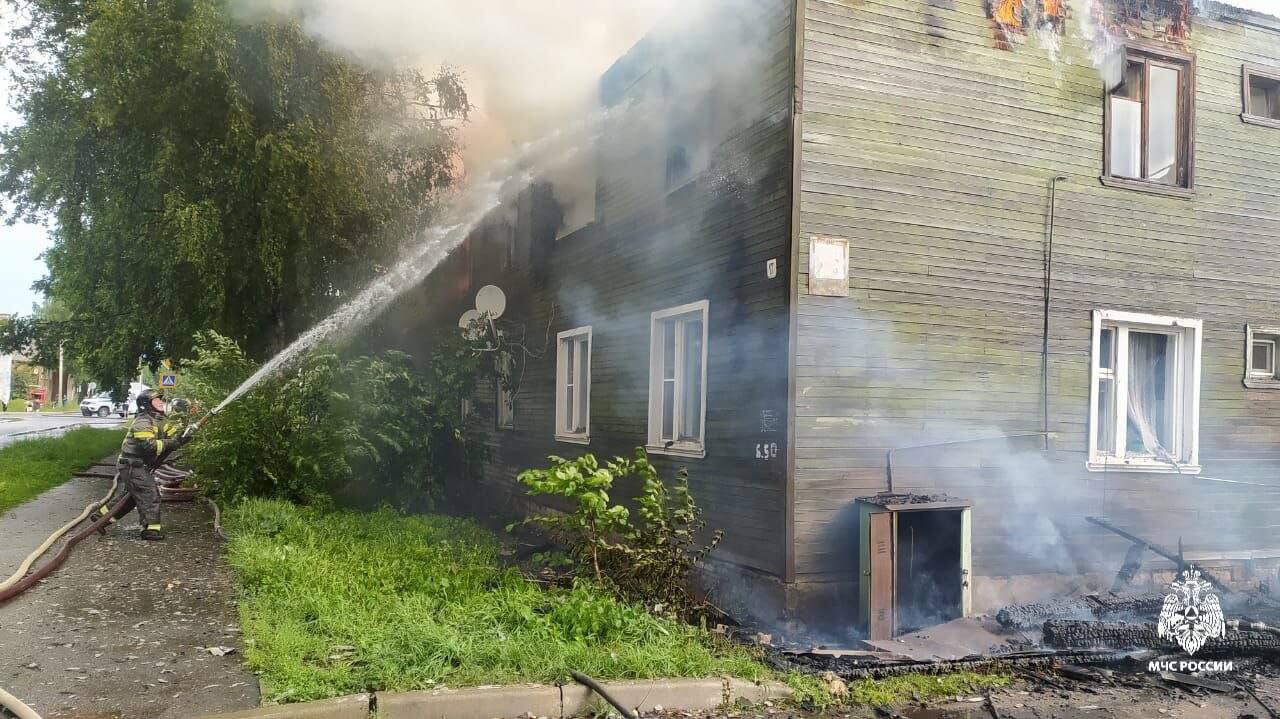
210 121 595 415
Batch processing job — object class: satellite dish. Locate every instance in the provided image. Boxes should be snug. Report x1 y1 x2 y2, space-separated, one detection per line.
458 309 482 339
475 285 507 319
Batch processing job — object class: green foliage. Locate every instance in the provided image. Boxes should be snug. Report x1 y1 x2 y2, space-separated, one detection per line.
514 453 632 583
5 399 26 413
514 449 722 619
182 331 479 509
786 671 1011 711
0 427 125 512
226 499 764 703
9 369 30 402
0 0 469 388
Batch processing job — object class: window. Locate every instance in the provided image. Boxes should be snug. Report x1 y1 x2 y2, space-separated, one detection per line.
1243 65 1280 128
1103 46 1194 193
555 327 591 443
1244 325 1280 388
647 301 709 457
496 358 514 430
1088 310 1202 473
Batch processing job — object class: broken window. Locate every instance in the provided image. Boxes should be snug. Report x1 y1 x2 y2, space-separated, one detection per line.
555 327 591 443
1104 47 1194 190
648 301 708 457
1244 325 1280 388
1243 66 1280 127
1089 311 1202 473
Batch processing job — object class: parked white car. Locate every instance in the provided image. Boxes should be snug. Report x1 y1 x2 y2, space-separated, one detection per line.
80 392 123 418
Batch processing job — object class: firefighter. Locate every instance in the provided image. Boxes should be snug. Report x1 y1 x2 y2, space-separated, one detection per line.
99 389 195 540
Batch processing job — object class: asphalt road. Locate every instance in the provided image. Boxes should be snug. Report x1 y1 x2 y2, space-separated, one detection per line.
0 412 125 447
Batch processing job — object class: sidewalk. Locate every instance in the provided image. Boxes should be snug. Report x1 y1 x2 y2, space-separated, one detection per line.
0 472 259 718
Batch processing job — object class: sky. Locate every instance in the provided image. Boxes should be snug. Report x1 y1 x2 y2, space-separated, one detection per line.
0 0 1276 317
0 6 50 317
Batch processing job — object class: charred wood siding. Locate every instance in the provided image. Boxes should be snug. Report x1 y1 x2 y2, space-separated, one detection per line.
390 0 797 582
794 0 1280 595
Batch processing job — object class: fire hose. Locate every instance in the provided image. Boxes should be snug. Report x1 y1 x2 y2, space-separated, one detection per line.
0 685 42 719
0 494 131 605
0 471 118 593
0 411 221 718
0 411 216 606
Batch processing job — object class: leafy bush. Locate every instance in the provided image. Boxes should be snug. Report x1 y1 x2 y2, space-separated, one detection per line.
182 331 480 509
514 449 722 619
5 398 26 412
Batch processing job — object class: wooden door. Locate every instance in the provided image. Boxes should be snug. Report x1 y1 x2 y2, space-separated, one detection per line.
869 511 894 640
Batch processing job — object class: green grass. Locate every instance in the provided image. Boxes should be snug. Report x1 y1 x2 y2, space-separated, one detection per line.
225 499 766 704
787 670 1011 711
0 427 125 513
38 401 80 413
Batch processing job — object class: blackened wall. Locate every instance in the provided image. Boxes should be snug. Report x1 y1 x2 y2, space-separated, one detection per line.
385 0 798 601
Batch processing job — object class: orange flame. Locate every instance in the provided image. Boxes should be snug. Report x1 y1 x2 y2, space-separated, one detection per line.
992 0 1024 28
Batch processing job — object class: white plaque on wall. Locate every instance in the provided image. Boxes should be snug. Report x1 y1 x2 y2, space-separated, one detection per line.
808 236 849 297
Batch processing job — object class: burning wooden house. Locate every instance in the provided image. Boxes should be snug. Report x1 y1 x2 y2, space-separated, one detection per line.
386 0 1280 637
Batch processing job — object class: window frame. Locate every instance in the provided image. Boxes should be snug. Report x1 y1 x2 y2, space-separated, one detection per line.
1242 64 1280 129
1087 309 1202 474
1101 42 1196 197
1244 324 1280 389
647 300 710 458
554 326 592 444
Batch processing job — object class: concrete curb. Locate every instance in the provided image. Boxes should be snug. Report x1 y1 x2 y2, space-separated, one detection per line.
195 679 791 719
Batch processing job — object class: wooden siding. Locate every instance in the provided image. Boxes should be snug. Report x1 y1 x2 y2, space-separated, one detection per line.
794 0 1280 593
385 0 797 580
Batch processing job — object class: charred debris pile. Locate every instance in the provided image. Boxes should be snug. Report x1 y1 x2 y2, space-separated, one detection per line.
757 517 1280 697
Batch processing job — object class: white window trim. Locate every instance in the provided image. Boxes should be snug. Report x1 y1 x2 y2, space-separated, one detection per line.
1087 309 1202 474
554 326 592 444
646 300 709 459
1245 324 1280 389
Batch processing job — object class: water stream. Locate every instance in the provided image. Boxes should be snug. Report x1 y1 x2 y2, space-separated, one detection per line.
210 122 593 416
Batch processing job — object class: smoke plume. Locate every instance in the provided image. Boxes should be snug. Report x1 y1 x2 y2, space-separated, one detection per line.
231 0 682 172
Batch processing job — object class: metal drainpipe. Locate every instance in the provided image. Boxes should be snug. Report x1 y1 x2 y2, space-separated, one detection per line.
1042 175 1068 451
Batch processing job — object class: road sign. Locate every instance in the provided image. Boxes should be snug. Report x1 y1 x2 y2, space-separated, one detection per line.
161 374 177 388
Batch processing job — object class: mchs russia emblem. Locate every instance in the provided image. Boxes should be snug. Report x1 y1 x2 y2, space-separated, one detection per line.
1157 568 1226 656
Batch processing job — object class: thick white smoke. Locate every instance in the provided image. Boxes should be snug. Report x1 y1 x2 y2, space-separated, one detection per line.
231 0 682 172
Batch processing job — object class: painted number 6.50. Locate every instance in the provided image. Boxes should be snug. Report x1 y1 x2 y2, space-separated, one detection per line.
755 442 778 460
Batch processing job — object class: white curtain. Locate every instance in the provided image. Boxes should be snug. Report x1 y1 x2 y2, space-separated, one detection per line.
1126 332 1169 457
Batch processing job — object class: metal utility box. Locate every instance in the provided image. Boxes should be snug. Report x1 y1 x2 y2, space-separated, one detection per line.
856 493 972 640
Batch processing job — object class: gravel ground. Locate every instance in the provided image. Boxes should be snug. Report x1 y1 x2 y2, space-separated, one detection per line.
0 484 258 719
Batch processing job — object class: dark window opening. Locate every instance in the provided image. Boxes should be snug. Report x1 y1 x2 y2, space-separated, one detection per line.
666 145 691 190
1246 326 1280 388
1245 66 1280 125
1104 47 1194 190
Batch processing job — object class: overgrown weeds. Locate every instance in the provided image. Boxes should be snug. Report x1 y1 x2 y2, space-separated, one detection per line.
513 449 721 620
786 671 1011 711
0 427 124 512
225 499 764 703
